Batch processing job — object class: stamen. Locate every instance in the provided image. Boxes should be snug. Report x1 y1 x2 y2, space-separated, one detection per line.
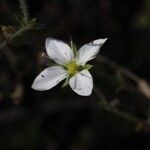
67 61 78 75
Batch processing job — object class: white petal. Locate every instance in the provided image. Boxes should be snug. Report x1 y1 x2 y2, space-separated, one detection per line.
77 38 107 65
69 70 93 96
32 66 67 91
46 38 74 65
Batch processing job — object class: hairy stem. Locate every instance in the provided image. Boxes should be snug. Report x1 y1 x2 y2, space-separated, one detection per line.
0 0 33 74
19 0 29 24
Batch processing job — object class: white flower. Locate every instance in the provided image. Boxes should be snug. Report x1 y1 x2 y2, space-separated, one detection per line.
32 38 107 96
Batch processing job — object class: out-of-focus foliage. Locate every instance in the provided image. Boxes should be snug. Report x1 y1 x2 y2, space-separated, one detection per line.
0 0 150 150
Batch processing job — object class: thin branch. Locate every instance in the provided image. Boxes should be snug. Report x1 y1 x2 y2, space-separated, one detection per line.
94 85 107 103
0 27 33 70
96 55 150 99
19 0 30 24
1 46 18 72
94 54 150 131
96 55 141 83
0 0 34 74
99 102 140 124
0 0 33 52
94 86 139 123
0 41 7 51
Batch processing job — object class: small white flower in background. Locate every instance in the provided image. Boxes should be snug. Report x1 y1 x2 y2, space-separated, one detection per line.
32 38 107 96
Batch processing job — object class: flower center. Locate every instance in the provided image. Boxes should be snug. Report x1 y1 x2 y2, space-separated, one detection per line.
67 61 78 75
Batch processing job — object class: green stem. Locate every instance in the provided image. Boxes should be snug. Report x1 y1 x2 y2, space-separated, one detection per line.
19 0 29 24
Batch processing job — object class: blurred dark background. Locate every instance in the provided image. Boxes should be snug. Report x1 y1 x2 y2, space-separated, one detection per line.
0 0 150 150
